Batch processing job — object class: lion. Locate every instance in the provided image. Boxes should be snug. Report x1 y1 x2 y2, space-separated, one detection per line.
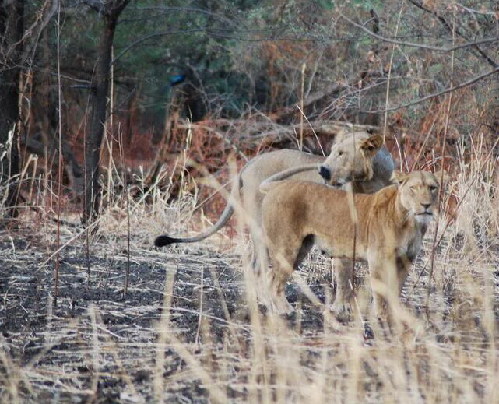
260 170 439 317
154 130 394 274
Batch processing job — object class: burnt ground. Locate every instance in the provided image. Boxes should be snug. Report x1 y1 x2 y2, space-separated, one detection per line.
1 221 498 403
0 223 334 403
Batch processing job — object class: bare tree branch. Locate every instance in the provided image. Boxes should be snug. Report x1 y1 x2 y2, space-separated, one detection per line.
405 0 498 68
0 0 59 67
455 3 497 17
339 12 499 56
22 0 59 65
125 6 239 28
362 67 499 113
112 28 206 63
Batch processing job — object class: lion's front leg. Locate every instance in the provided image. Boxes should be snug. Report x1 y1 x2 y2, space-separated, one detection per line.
396 255 412 297
367 249 399 321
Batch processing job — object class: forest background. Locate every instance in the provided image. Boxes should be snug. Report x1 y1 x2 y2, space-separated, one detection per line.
1 0 497 221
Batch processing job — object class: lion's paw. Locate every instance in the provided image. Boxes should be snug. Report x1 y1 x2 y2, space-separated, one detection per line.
328 302 352 323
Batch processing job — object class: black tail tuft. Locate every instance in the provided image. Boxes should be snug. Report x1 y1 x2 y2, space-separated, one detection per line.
154 235 180 247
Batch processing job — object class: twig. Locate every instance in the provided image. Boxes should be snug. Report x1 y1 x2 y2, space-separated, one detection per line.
53 1 62 308
113 29 208 63
89 305 100 398
153 264 177 403
299 63 306 151
195 264 204 346
427 13 456 319
339 12 499 54
383 7 404 140
41 218 101 266
124 185 131 296
405 0 498 68
362 67 499 113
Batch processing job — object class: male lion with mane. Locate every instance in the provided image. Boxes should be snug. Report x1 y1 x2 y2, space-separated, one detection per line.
260 170 439 317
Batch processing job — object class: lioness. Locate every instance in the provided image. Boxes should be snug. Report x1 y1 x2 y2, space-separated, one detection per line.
155 131 394 275
260 171 439 316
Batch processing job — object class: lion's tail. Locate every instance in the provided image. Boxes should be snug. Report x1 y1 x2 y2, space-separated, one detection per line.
154 203 235 247
259 164 319 194
154 176 240 248
259 181 282 194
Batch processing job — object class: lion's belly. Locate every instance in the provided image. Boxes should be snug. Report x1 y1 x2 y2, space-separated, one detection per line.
314 234 368 260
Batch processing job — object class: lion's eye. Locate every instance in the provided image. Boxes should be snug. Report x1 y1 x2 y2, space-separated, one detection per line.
429 185 437 192
338 150 344 156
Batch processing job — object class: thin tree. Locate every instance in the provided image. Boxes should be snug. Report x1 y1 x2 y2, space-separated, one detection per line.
83 0 131 224
0 0 23 219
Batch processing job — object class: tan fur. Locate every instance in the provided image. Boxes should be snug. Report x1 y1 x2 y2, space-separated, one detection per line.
260 171 439 316
154 132 393 276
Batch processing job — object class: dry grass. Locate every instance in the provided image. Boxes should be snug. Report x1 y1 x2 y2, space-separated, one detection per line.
0 126 498 403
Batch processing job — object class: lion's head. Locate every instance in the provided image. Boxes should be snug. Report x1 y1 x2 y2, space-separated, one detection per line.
318 131 384 186
393 171 439 224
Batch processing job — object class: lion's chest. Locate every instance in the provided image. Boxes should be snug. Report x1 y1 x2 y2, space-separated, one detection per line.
395 225 425 263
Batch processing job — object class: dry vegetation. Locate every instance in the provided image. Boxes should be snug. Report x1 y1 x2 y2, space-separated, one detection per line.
1 119 498 403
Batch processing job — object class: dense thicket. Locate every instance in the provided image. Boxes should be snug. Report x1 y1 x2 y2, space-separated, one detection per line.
0 0 497 220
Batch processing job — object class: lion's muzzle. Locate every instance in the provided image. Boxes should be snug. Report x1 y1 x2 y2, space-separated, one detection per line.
318 165 331 182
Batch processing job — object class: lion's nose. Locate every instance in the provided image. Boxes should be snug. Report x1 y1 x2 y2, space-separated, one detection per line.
421 203 431 210
318 166 331 181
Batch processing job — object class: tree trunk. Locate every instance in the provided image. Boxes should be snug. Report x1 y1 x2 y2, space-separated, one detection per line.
83 1 130 224
0 1 23 218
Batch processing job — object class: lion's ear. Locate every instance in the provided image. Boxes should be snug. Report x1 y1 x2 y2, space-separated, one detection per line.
391 170 408 185
360 133 384 157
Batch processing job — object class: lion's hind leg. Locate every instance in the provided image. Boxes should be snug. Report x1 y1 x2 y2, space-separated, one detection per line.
265 238 306 314
263 235 315 314
329 258 355 322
